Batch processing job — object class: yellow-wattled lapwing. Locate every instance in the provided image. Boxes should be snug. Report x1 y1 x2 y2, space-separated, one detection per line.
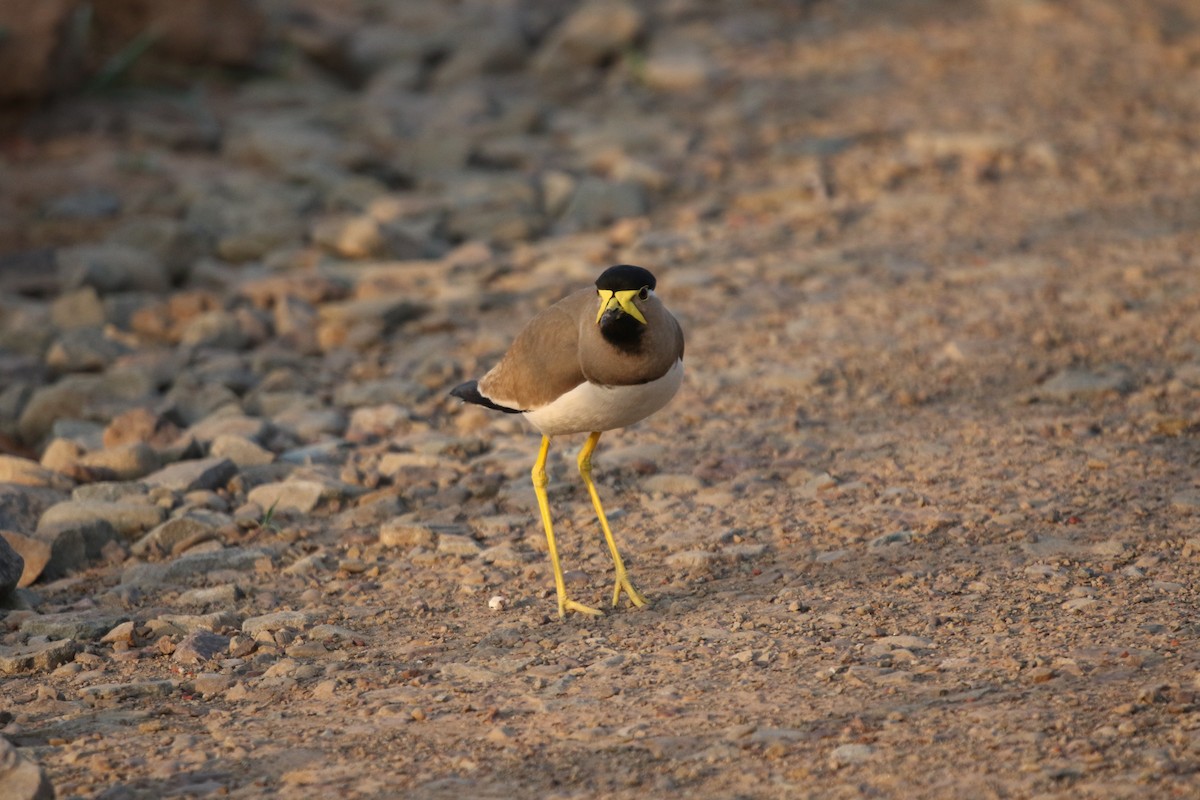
451 265 684 617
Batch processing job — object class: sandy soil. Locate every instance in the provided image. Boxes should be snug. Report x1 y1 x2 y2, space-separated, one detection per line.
3 1 1200 798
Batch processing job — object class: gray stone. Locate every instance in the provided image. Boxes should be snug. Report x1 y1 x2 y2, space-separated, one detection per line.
0 736 54 800
16 375 107 444
186 414 270 445
121 546 267 588
150 611 241 634
379 521 436 549
131 517 218 557
142 457 238 493
71 481 151 503
830 743 877 767
0 638 78 675
246 480 328 514
79 679 179 706
57 243 170 294
0 535 23 596
0 485 65 532
178 310 252 350
39 500 165 540
49 286 106 329
869 530 915 548
558 177 647 230
177 584 243 607
332 378 425 408
209 434 275 467
242 610 315 636
35 518 119 579
1171 489 1200 513
20 612 124 641
45 186 121 220
45 328 132 372
1035 367 1134 402
437 534 482 557
643 473 703 494
173 631 231 665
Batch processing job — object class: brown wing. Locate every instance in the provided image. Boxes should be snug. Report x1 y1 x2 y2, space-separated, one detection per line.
476 289 592 410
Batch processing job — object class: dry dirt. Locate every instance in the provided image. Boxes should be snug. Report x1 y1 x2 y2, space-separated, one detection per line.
4 1 1200 798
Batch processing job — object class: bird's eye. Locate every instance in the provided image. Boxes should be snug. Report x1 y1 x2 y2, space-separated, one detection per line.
638 286 649 300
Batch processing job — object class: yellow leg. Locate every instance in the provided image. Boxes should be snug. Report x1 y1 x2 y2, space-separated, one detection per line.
578 431 649 609
532 435 602 618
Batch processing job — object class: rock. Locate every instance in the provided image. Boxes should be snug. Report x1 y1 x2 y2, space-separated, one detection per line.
643 473 703 494
246 480 328 514
311 215 386 259
45 328 132 372
0 638 78 675
0 456 68 489
0 535 24 597
641 43 713 93
173 631 231 665
16 376 106 444
242 610 315 636
149 611 241 635
49 287 107 329
534 0 644 72
0 736 54 799
0 485 65 536
76 442 161 481
57 243 170 294
557 177 647 231
666 550 718 570
869 530 914 548
39 438 86 474
178 310 253 350
177 584 243 607
39 500 165 540
142 457 238 493
0 531 51 587
131 517 218 557
1035 368 1134 402
79 680 179 707
35 518 119 579
210 434 275 467
830 743 877 768
333 379 425 408
0 0 85 101
20 612 123 641
316 294 426 351
1171 490 1200 513
103 408 181 449
437 534 482 557
379 521 436 548
121 546 266 588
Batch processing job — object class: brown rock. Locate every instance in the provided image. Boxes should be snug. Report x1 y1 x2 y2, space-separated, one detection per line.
103 408 182 449
0 0 85 101
0 531 51 588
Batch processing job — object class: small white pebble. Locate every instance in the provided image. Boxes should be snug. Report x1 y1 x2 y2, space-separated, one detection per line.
488 595 507 611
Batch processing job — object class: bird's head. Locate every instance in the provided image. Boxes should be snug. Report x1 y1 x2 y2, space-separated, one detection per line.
594 265 656 339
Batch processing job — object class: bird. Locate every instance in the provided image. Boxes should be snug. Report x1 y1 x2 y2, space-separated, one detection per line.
451 265 685 618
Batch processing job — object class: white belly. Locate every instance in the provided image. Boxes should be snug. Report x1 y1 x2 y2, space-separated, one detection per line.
525 359 684 437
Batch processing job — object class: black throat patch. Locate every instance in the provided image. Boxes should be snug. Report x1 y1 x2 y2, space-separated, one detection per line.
599 309 645 353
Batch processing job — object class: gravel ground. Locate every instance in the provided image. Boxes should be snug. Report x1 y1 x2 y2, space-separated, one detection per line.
3 1 1200 798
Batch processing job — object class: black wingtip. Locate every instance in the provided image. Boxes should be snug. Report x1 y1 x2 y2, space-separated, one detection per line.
450 380 523 414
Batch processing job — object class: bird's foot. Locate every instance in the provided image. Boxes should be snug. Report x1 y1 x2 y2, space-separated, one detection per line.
559 598 605 618
611 572 649 609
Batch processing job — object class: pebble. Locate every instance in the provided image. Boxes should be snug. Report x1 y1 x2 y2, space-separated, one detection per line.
80 679 179 706
0 456 69 489
142 457 239 493
437 534 483 557
0 639 79 675
246 479 328 514
642 473 703 494
379 521 436 548
131 517 218 557
1034 368 1134 402
0 736 54 800
210 434 275 467
829 743 877 768
173 631 232 665
242 610 316 636
76 442 161 481
38 500 166 540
